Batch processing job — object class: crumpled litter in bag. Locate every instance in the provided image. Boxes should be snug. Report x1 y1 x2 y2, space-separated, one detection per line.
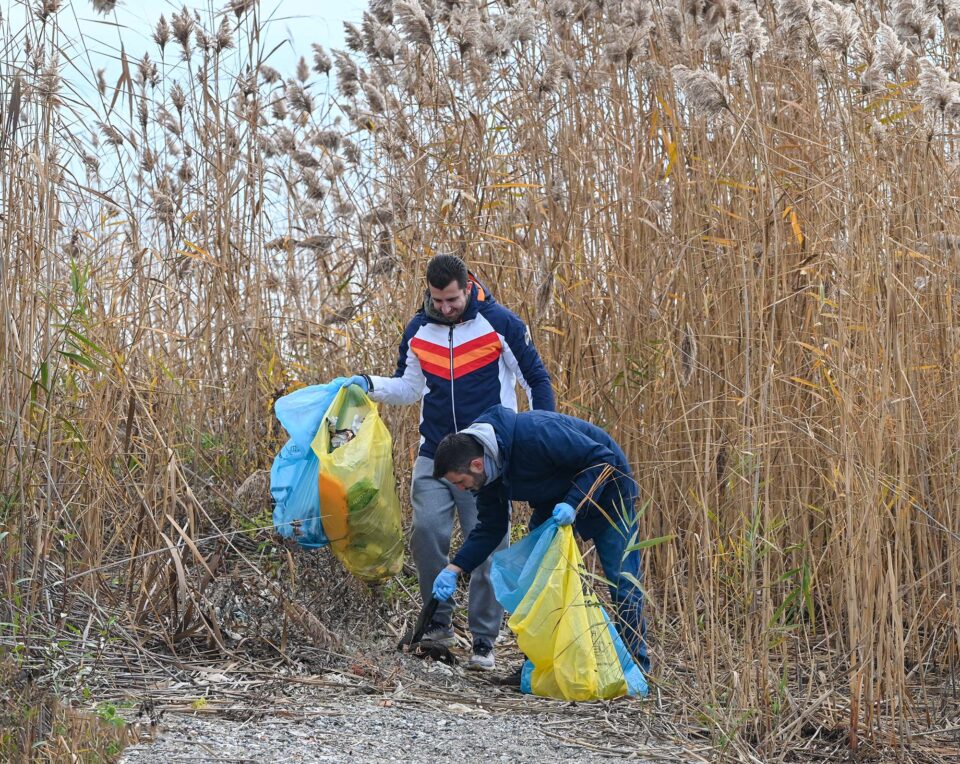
311 384 404 582
274 378 346 452
491 518 647 701
271 380 345 549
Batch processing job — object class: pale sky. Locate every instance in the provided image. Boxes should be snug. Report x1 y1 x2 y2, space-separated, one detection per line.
6 0 370 103
72 0 372 71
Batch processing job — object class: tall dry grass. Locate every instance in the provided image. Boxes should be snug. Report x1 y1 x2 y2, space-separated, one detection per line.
3 0 960 759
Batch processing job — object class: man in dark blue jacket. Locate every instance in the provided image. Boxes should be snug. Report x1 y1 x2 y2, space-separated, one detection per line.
340 255 554 670
429 405 649 673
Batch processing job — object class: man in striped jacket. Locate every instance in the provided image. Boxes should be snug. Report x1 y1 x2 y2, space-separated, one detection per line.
344 254 554 669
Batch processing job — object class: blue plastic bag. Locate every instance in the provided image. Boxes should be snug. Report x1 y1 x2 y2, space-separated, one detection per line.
491 519 558 612
271 440 327 548
492 519 647 700
274 379 345 451
270 379 344 548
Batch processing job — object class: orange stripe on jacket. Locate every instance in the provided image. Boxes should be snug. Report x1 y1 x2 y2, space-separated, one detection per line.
410 332 500 358
419 352 502 380
410 345 449 368
452 342 501 369
410 333 502 364
410 332 502 380
453 350 502 378
452 331 500 356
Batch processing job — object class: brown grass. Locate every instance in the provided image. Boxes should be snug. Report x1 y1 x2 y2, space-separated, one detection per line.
3 0 960 760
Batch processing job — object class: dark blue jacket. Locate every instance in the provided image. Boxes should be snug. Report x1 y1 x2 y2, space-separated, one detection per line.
451 406 638 573
369 279 554 457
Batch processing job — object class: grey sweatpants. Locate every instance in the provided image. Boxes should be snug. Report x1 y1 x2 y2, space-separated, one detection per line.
409 455 507 643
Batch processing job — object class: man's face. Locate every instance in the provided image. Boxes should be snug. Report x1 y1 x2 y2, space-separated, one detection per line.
429 280 470 322
445 458 486 492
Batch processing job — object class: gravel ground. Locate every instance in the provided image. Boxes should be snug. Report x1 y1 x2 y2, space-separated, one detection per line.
115 642 695 764
119 695 659 763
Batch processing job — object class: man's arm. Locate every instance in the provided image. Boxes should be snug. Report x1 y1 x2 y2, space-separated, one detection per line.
367 319 426 405
497 308 555 411
450 484 510 573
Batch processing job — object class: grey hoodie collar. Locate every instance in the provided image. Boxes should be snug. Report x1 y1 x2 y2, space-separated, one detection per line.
461 422 501 484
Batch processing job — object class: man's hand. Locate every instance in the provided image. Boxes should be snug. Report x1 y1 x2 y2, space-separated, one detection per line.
552 502 576 526
432 568 458 602
343 375 370 394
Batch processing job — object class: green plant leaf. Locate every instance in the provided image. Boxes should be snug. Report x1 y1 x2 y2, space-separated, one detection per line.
64 327 107 358
58 350 102 372
625 534 675 552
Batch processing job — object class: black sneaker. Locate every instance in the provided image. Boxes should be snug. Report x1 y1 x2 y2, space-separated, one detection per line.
420 621 455 647
496 664 524 686
467 638 496 671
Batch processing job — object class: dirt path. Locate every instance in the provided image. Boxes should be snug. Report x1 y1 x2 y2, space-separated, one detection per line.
116 642 700 764
119 694 667 763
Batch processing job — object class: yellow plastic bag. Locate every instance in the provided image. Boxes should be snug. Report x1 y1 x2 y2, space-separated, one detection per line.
507 524 629 700
311 384 404 582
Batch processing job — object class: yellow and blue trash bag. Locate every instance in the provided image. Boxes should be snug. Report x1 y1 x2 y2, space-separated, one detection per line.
310 384 404 582
491 518 647 700
271 380 404 583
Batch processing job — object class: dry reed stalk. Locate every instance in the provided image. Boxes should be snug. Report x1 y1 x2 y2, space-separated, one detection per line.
4 1 960 761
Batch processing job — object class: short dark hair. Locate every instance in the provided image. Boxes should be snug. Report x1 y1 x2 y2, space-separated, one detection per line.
433 433 484 479
426 254 468 290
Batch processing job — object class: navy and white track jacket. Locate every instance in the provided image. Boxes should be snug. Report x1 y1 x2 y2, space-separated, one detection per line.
368 278 555 457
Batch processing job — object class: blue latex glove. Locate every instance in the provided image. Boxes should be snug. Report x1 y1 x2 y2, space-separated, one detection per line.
432 568 458 602
343 375 370 394
552 502 576 526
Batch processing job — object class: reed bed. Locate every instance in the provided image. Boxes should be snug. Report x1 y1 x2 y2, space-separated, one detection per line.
3 0 960 760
